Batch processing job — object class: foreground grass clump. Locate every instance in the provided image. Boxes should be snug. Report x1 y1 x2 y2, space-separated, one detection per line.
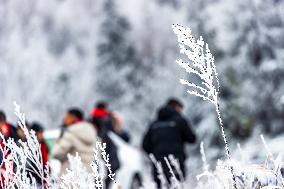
0 102 119 189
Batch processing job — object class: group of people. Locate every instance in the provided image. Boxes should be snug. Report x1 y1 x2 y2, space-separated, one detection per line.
0 102 130 188
0 98 196 189
53 102 130 188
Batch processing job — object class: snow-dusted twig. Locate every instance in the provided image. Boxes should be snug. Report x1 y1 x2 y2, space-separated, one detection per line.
91 145 103 189
200 142 209 173
172 24 236 188
237 143 250 164
0 102 54 188
168 155 184 184
260 134 273 160
172 23 229 159
96 142 117 185
149 154 168 189
14 102 46 187
61 153 94 189
164 157 180 189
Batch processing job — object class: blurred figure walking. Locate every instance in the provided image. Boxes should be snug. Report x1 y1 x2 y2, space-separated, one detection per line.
142 98 196 189
53 108 97 175
90 102 120 189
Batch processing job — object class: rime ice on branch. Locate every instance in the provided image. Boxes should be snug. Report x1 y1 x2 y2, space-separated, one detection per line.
172 24 236 188
172 24 230 158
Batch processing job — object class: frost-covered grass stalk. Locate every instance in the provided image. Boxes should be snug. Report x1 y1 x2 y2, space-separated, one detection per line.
200 142 209 173
52 139 119 189
149 154 187 189
168 154 184 184
172 24 237 188
197 137 284 189
0 102 53 188
96 142 117 185
164 157 180 189
149 154 168 189
260 135 284 188
61 153 93 188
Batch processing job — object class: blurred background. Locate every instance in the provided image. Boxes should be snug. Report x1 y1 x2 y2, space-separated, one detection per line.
1 0 284 182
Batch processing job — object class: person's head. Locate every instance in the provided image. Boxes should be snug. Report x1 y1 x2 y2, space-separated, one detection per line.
167 98 184 113
17 122 30 141
0 111 7 125
31 122 44 142
17 127 26 141
64 108 84 126
0 111 8 137
96 101 108 109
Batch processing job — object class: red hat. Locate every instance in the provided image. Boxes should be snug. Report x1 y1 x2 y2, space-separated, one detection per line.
92 108 109 119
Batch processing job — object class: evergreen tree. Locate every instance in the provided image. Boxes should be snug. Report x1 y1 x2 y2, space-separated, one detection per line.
96 0 137 101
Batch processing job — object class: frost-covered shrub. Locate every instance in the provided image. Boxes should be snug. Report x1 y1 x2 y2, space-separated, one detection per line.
197 137 284 189
0 102 119 189
0 102 52 188
172 24 284 189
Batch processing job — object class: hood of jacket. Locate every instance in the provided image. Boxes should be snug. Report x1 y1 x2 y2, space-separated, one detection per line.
157 106 178 121
67 122 96 146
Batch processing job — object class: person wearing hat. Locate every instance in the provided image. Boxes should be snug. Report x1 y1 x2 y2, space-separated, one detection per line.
28 122 49 186
31 122 49 168
142 98 196 189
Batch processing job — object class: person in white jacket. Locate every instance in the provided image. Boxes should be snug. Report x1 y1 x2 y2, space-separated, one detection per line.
53 108 97 175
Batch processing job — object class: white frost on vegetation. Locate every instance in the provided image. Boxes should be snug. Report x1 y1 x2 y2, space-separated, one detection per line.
0 102 119 189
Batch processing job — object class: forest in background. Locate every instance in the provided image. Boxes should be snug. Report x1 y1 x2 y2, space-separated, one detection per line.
0 0 284 162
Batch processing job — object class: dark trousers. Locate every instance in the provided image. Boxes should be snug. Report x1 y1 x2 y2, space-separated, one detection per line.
152 157 185 189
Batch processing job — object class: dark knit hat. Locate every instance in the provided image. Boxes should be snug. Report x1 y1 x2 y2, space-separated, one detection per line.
68 108 84 120
31 122 44 133
167 97 184 108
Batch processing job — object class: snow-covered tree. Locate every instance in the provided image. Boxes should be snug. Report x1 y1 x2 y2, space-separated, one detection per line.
96 0 138 101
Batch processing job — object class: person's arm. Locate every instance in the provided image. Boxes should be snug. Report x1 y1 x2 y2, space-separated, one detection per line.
180 118 196 143
52 130 74 161
118 131 131 142
142 127 152 154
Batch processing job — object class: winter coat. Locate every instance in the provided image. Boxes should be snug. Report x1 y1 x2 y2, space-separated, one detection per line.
142 106 196 161
40 141 49 168
53 121 97 175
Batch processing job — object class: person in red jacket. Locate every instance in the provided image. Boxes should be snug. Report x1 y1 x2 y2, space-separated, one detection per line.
0 111 18 185
0 111 18 141
30 122 49 185
31 122 49 168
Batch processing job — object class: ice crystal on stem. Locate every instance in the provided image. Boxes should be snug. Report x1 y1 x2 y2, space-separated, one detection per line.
61 153 94 189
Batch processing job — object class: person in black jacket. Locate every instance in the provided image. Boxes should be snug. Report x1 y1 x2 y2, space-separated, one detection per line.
142 98 196 189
